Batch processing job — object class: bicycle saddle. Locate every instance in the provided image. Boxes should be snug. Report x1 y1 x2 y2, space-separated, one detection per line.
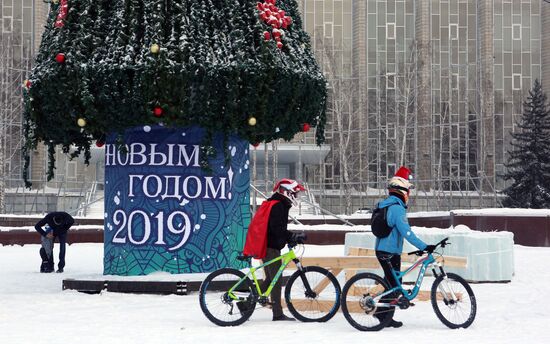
237 255 253 262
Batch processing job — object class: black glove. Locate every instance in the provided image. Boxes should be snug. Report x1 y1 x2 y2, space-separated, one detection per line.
425 245 437 253
290 232 307 245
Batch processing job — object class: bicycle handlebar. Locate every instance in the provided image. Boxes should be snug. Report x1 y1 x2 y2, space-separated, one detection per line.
407 237 450 256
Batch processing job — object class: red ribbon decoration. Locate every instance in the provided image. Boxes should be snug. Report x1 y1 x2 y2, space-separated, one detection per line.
54 0 69 28
257 1 293 49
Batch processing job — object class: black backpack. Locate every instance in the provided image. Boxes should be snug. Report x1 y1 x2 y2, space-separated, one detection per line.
371 205 392 238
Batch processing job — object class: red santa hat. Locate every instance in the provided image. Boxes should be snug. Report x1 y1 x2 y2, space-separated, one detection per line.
388 166 414 195
394 166 413 181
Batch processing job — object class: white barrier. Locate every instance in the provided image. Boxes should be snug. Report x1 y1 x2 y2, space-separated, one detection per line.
344 225 514 282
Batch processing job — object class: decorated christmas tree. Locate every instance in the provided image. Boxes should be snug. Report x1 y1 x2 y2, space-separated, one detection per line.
23 0 327 185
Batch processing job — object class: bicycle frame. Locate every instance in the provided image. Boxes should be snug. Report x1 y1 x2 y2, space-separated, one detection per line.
374 253 438 306
227 249 302 301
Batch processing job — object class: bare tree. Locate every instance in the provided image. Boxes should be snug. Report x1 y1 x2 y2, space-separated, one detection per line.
376 41 422 181
393 42 420 167
314 31 363 214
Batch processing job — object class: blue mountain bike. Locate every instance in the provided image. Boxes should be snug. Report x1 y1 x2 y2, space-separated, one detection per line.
341 238 477 331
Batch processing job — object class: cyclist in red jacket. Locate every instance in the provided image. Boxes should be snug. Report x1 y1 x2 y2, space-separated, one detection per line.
242 179 306 321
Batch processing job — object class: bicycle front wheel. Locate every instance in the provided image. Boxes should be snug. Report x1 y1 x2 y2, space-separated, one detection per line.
199 268 257 327
284 266 341 322
431 272 477 329
341 272 394 331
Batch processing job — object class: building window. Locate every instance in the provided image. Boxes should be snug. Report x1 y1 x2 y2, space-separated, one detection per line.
452 74 459 89
3 17 12 33
325 164 333 180
387 164 397 178
67 161 78 179
512 73 522 90
386 73 396 89
387 23 396 39
324 22 333 38
387 123 396 139
451 124 459 139
512 24 521 40
451 164 460 177
449 24 458 40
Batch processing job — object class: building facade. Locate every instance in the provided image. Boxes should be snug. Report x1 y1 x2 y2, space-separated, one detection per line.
3 1 550 214
296 0 550 211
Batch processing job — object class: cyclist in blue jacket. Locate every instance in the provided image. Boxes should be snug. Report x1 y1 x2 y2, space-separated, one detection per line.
374 166 435 328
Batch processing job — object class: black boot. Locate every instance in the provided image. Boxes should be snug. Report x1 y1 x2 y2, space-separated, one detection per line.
272 314 295 321
41 261 53 273
388 319 403 328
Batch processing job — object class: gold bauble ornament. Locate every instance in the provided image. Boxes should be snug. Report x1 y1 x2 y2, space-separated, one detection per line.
150 44 160 54
248 117 257 126
77 118 87 127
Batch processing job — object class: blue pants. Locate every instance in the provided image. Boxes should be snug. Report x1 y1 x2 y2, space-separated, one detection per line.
39 232 67 271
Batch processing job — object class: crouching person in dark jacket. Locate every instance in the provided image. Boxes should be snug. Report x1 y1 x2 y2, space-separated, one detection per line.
35 211 74 273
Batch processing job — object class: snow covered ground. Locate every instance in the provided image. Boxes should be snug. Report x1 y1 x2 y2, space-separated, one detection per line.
1 243 549 344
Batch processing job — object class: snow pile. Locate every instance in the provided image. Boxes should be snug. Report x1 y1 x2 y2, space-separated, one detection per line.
0 243 549 343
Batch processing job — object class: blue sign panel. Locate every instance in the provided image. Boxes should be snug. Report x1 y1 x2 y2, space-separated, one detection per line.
103 126 250 275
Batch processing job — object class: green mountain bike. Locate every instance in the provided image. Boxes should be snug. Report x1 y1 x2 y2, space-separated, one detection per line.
199 236 341 326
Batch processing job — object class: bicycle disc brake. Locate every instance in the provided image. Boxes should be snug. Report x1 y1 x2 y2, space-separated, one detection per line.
360 294 377 314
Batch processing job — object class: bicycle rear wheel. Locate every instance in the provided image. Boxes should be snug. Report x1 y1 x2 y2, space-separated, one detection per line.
284 266 341 322
431 272 477 329
341 272 394 331
199 268 257 326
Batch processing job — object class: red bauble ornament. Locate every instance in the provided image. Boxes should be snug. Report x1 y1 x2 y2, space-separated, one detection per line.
24 79 32 88
302 123 311 132
263 31 271 41
276 41 283 49
55 53 65 63
153 107 163 117
285 16 292 26
96 140 105 148
252 142 260 148
270 19 280 28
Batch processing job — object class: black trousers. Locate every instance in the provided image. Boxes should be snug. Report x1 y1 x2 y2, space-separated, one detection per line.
260 247 283 317
39 233 67 271
375 251 402 321
376 251 402 291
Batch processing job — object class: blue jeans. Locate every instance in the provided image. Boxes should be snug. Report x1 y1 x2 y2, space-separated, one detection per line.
56 232 67 270
39 232 67 271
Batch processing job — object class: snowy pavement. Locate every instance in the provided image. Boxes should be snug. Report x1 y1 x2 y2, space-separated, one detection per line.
1 243 549 344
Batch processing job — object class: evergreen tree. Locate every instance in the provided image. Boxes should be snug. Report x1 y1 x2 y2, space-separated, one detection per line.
503 79 550 208
23 0 327 185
